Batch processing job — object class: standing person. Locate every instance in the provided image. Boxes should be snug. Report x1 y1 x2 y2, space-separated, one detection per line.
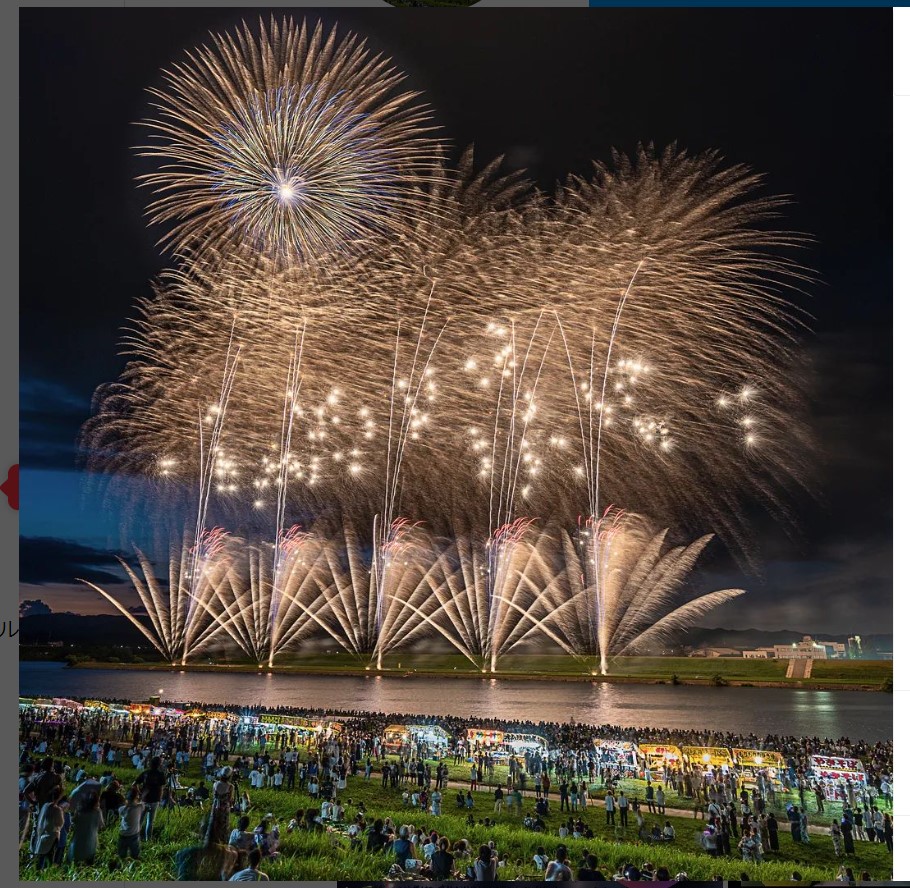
884 813 893 854
841 814 856 856
494 785 504 814
69 793 104 865
618 791 629 828
136 755 167 841
832 819 845 857
863 806 876 842
604 790 616 826
767 811 780 852
799 807 811 844
656 784 666 815
118 788 144 861
645 782 655 814
210 768 235 845
31 786 65 872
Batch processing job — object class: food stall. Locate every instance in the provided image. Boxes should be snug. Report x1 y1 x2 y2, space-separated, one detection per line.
467 728 505 748
637 743 683 778
733 748 785 793
383 724 410 751
257 713 340 740
682 746 735 773
83 700 111 712
504 732 548 755
405 723 451 754
809 755 868 801
593 739 638 772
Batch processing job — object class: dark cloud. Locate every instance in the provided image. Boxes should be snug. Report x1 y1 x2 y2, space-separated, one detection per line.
19 537 127 586
19 378 94 470
19 599 52 618
693 535 892 635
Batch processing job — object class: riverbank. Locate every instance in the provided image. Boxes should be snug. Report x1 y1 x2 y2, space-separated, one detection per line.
67 655 893 691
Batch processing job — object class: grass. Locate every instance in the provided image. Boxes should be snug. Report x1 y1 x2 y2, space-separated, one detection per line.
19 749 891 882
77 654 893 689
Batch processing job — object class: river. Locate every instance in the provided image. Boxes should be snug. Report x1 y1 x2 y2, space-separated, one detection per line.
19 662 891 741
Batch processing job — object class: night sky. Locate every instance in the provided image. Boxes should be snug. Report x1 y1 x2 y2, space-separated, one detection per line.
19 9 891 634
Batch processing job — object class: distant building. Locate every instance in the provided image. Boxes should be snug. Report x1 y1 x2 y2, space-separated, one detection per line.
743 648 775 659
772 635 845 660
692 646 740 658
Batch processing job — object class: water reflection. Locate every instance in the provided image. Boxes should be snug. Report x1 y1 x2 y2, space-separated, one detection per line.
19 662 891 741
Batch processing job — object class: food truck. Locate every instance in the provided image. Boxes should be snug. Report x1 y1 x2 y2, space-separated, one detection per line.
593 739 638 772
809 755 868 801
682 746 735 772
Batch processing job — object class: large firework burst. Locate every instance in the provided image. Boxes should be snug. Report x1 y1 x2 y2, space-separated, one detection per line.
139 18 440 265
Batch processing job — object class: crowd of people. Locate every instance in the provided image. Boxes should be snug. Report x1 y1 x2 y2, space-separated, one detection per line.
18 698 893 882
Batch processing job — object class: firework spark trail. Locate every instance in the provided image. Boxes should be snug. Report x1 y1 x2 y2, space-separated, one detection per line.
372 289 447 668
267 325 307 665
183 331 242 664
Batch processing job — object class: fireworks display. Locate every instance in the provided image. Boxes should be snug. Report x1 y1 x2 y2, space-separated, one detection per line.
138 18 440 265
81 17 813 669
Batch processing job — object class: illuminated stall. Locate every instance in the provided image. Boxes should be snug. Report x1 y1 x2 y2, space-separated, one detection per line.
733 748 785 792
383 724 410 751
467 728 504 747
504 732 549 755
593 739 638 772
406 724 451 751
809 755 868 801
257 713 340 740
682 746 735 772
83 700 111 712
637 744 683 778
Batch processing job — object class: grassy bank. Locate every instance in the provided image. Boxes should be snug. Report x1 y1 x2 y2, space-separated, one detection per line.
69 654 893 691
18 752 891 882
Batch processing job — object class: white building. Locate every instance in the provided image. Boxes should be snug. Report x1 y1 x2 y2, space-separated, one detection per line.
743 648 775 659
772 636 846 660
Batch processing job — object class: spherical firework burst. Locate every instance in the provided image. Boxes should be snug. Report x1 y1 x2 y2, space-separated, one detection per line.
139 18 441 265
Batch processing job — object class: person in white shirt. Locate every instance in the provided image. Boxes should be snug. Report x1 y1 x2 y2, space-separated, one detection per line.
533 847 549 871
249 769 262 789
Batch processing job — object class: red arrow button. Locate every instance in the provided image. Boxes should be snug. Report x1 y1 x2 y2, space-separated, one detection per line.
1 464 18 510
